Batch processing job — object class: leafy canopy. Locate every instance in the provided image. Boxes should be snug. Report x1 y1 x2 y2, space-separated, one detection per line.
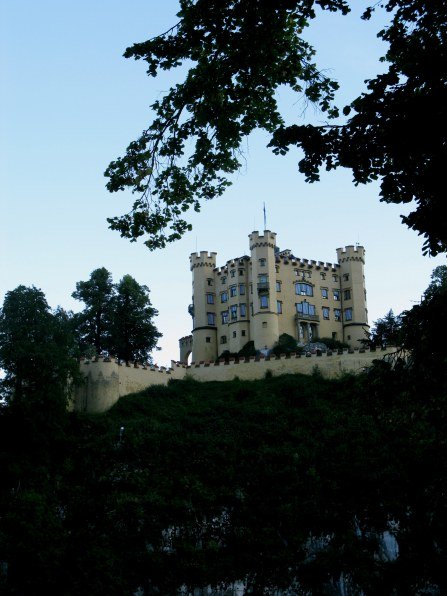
105 0 348 249
108 274 162 364
0 286 79 406
72 269 162 363
72 267 114 355
105 0 447 255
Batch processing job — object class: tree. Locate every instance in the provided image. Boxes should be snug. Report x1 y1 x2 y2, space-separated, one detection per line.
272 0 447 256
400 265 447 370
105 0 348 249
368 309 403 348
423 264 447 301
108 275 162 363
105 1 447 256
0 286 79 407
72 267 114 355
271 333 301 356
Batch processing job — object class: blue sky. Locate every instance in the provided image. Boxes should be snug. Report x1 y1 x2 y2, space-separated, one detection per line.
1 1 444 365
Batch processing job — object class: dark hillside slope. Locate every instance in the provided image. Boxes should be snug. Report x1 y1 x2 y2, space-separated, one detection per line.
1 367 446 594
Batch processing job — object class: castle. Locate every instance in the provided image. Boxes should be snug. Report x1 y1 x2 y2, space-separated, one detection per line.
180 230 369 363
73 230 381 414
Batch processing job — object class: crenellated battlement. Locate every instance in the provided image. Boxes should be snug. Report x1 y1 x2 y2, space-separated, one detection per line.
190 251 217 270
73 347 395 413
249 230 277 250
275 255 339 270
179 335 193 347
336 245 365 263
188 345 387 368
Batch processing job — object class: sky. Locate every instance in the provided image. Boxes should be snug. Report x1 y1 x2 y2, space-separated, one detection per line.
1 1 444 366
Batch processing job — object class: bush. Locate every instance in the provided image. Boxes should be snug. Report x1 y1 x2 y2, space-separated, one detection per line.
317 337 349 351
238 341 257 358
272 333 303 357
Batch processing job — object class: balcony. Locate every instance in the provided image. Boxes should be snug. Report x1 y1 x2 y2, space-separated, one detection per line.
257 282 269 293
188 304 194 318
295 313 320 322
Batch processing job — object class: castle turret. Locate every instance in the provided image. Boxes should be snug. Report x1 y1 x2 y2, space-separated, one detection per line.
249 231 279 351
336 245 369 347
189 251 217 362
179 335 193 364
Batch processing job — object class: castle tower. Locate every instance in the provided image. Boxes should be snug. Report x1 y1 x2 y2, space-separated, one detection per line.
336 245 369 346
179 335 193 364
190 251 217 362
249 231 279 350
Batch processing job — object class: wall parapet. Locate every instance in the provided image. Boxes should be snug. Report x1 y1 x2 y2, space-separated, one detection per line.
72 348 396 414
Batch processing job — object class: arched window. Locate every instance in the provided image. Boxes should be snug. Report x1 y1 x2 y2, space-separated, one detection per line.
295 282 313 297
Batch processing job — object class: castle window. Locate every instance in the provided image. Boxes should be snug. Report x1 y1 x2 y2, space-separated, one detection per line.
332 274 338 282
250 284 253 294
220 335 227 344
207 278 213 286
275 265 279 273
334 308 341 321
230 285 237 297
260 295 269 309
322 307 330 320
344 308 353 321
320 272 326 280
296 301 316 316
233 331 237 338
221 276 227 284
276 281 281 292
238 269 244 276
295 282 313 297
262 322 267 328
333 289 340 301
230 269 236 278
221 310 229 324
259 258 266 267
343 273 349 281
321 288 328 299
230 305 237 320
347 335 351 340
240 303 247 317
206 337 211 343
207 312 216 326
250 303 253 316
239 283 245 295
221 291 228 303
241 330 246 337
206 293 214 304
258 274 268 284
344 289 351 300
277 300 282 314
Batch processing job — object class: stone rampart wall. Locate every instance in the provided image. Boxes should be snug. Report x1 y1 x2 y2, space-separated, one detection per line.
72 348 395 413
72 357 185 413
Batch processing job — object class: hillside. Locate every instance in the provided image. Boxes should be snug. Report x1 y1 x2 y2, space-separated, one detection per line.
1 366 446 594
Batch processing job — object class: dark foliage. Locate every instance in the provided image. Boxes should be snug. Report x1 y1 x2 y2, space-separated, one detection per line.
366 309 403 348
72 267 114 355
106 1 447 255
105 0 348 249
271 332 302 356
108 274 162 364
73 269 161 363
1 360 446 594
0 286 79 408
1 270 447 593
271 0 447 255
